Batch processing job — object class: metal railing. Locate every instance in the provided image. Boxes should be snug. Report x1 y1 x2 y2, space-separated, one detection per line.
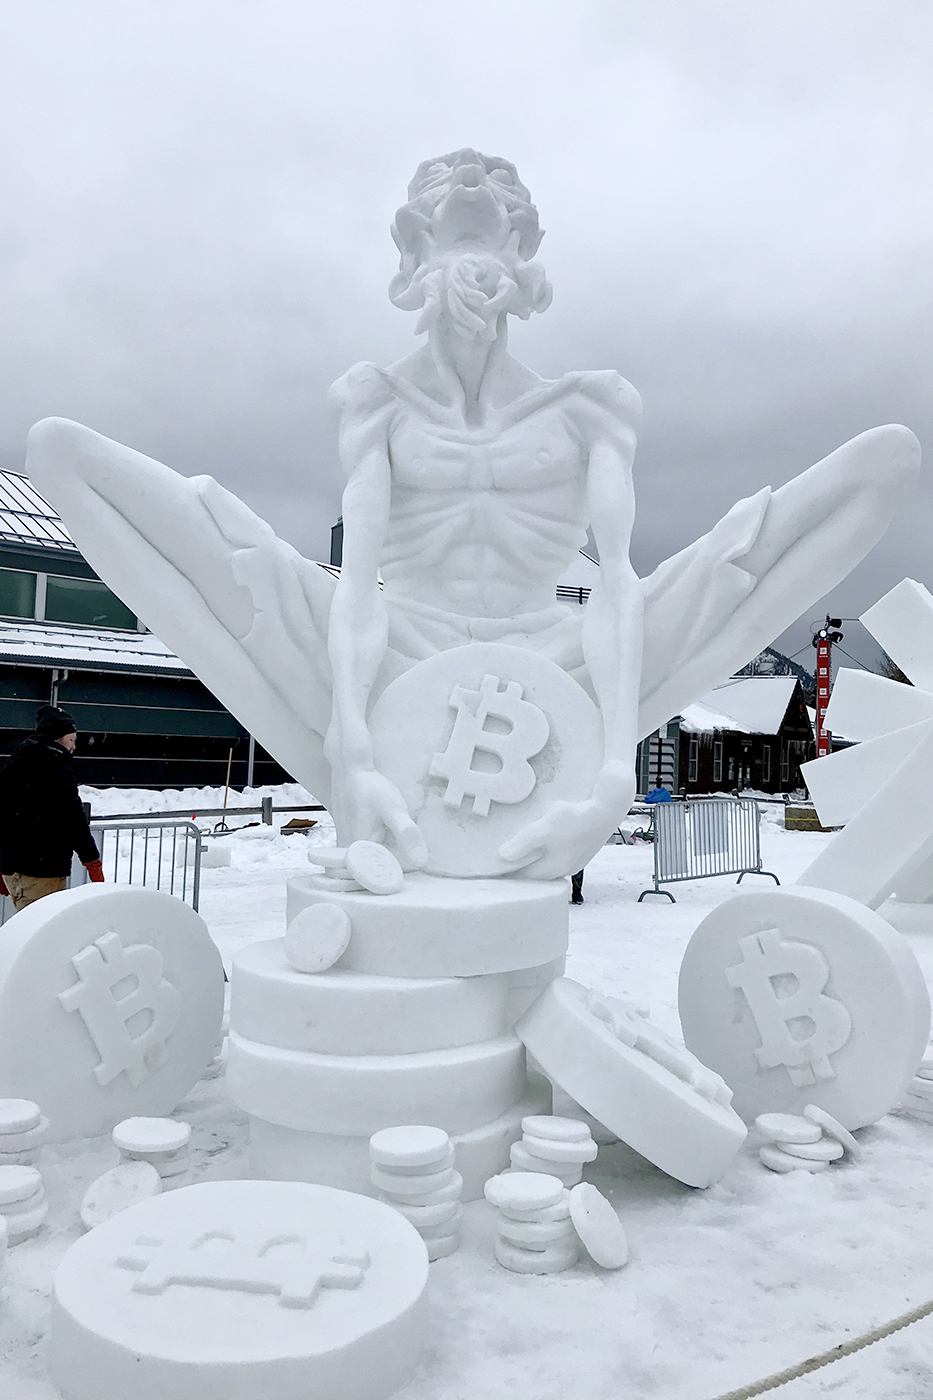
0 817 203 925
638 797 779 903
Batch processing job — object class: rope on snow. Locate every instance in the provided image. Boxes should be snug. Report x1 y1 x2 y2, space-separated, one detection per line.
706 1294 933 1400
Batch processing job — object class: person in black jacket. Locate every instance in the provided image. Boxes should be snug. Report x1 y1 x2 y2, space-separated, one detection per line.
0 705 104 912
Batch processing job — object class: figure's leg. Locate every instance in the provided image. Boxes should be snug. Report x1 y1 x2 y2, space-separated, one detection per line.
27 418 336 803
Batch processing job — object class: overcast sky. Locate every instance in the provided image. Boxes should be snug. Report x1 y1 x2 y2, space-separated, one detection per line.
2 0 932 671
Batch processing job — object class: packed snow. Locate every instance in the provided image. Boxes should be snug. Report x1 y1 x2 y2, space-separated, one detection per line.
1 788 932 1399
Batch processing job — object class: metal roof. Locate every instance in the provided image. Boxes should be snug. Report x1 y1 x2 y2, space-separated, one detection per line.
0 470 77 551
0 621 191 676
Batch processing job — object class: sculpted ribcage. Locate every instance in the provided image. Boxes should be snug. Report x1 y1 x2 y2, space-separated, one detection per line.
383 411 589 617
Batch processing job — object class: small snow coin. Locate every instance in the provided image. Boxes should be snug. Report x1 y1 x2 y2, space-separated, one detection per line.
309 847 351 870
418 1206 463 1239
568 1183 629 1269
915 1058 933 1081
6 1195 48 1243
759 1144 829 1174
80 1161 162 1231
369 1125 451 1169
781 1137 844 1162
0 1116 49 1152
113 1118 191 1156
754 1113 822 1145
521 1132 597 1165
310 873 363 893
521 1114 592 1144
390 1198 462 1229
426 1233 459 1261
498 1196 572 1224
370 1163 455 1197
509 1141 582 1185
0 1184 44 1216
495 1236 579 1274
285 903 352 974
345 841 404 896
484 1171 565 1214
0 1099 41 1134
154 1151 191 1180
377 1145 456 1176
803 1104 861 1158
0 1164 42 1205
907 1075 933 1101
498 1215 578 1251
404 1172 463 1206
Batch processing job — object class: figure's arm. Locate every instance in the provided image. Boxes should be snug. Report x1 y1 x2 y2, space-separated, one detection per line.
324 369 426 862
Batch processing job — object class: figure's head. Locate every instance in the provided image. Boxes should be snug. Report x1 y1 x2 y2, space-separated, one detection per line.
35 704 77 750
389 148 552 340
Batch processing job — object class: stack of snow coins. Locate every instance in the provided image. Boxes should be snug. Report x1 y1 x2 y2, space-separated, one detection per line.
370 1126 462 1261
113 1118 192 1182
901 1053 933 1121
310 842 404 897
0 1164 48 1242
508 1114 597 1186
484 1171 580 1274
756 1107 859 1173
0 1099 48 1165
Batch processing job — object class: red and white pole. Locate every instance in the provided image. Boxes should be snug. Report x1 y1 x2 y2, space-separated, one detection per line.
815 634 831 758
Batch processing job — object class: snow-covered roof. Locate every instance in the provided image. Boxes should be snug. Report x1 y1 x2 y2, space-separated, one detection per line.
0 470 77 552
679 676 799 735
0 622 190 675
556 551 599 594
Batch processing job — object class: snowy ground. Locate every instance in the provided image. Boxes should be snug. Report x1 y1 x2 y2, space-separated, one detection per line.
3 791 933 1399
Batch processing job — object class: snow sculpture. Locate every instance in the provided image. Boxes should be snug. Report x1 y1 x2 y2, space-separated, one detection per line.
23 149 921 1192
799 579 933 911
0 1099 48 1165
0 1163 47 1242
516 979 747 1186
485 1172 581 1274
678 887 930 1128
51 1180 429 1400
509 1114 598 1187
0 888 224 1141
754 1110 856 1174
369 1126 463 1260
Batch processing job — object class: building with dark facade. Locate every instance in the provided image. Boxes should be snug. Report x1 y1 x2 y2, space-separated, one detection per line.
0 471 287 788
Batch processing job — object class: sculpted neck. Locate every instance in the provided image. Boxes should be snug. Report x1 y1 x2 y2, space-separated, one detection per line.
428 314 508 424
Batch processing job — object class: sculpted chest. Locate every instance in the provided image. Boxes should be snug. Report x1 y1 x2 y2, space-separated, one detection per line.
386 406 588 495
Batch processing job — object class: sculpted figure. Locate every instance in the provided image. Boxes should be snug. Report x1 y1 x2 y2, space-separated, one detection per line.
26 148 920 879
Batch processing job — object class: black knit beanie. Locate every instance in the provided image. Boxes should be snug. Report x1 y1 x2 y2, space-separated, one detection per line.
35 704 77 741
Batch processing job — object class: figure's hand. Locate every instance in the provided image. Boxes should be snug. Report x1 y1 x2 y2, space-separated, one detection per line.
84 859 105 883
337 765 427 871
497 762 634 881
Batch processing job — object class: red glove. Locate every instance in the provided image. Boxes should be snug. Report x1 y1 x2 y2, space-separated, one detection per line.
0 875 7 897
84 859 105 883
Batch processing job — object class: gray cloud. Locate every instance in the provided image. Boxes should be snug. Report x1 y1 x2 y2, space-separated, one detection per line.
1 0 931 671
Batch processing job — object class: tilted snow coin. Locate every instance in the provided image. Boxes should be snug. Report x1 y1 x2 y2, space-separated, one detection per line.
345 842 404 896
754 1113 822 1145
484 1171 565 1214
0 1099 41 1134
113 1117 190 1156
284 903 352 974
759 1144 829 1174
369 1125 451 1169
80 1161 162 1231
568 1183 629 1269
803 1104 861 1158
781 1137 843 1162
494 1236 579 1274
370 1163 455 1197
521 1132 597 1164
0 1164 42 1205
521 1114 592 1144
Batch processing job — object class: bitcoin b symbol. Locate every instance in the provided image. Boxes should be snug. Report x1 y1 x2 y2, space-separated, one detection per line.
725 926 852 1087
59 930 182 1087
429 673 549 817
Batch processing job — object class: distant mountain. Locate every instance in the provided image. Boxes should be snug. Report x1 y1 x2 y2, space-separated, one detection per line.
734 647 815 705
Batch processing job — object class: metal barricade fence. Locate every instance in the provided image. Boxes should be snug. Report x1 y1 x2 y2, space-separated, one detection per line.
0 818 202 925
638 797 779 903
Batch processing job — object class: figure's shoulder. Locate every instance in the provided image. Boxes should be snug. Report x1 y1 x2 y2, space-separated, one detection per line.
570 370 642 427
327 362 396 417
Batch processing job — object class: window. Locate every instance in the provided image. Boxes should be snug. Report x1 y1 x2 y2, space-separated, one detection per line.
781 745 790 785
762 744 771 783
712 740 723 784
44 575 136 630
0 567 37 619
688 738 698 783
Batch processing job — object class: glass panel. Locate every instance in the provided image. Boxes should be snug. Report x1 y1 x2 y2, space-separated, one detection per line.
0 568 37 619
45 575 135 629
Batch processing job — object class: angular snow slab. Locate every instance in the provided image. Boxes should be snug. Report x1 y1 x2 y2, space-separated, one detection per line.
861 579 933 691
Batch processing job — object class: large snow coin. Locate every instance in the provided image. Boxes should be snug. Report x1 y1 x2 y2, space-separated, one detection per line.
369 643 603 877
678 887 930 1129
517 978 746 1188
51 1179 428 1400
0 886 224 1141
